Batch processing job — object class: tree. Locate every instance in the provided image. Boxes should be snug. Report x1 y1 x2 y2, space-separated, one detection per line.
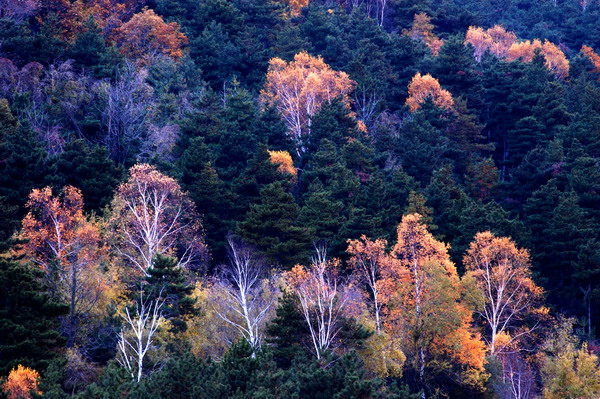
260 52 356 155
109 164 208 276
267 150 297 177
581 45 600 75
114 8 188 64
405 73 454 112
117 290 165 383
347 235 390 333
506 39 570 79
20 186 106 347
215 236 276 352
143 254 195 334
0 256 66 375
465 25 516 62
285 245 352 360
383 214 487 393
236 182 311 267
541 318 600 399
404 13 443 56
2 365 42 399
99 63 154 164
463 232 544 356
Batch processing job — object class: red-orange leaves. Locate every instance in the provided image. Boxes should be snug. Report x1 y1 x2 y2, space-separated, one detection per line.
581 45 600 75
115 8 188 63
2 365 42 399
406 73 454 112
381 214 487 390
261 52 355 153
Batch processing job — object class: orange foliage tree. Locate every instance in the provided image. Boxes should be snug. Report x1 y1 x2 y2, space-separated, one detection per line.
284 0 309 16
347 235 391 333
2 365 42 399
506 39 569 78
109 164 208 276
114 8 188 63
582 45 600 75
405 73 454 112
20 186 106 346
381 214 487 390
268 150 297 177
261 52 356 155
463 232 545 356
404 13 444 56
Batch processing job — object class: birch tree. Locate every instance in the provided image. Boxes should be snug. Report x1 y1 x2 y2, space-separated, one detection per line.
286 244 351 360
261 52 355 155
215 236 276 352
109 163 208 276
347 235 390 333
20 186 106 346
117 289 165 382
464 231 544 355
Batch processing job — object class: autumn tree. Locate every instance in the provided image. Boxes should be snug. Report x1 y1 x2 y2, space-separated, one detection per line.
2 365 42 399
463 232 544 356
382 214 487 392
268 150 297 177
506 39 569 78
20 185 106 346
405 73 454 112
261 52 356 155
114 8 188 64
540 318 600 399
581 45 600 75
286 245 352 360
404 13 444 56
347 235 389 333
109 163 208 277
465 25 516 62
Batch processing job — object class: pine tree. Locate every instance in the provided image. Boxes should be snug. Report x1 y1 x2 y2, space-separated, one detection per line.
237 182 312 267
143 254 196 334
0 256 66 375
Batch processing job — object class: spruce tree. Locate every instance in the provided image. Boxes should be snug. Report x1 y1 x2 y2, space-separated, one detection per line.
144 254 196 334
237 182 312 267
0 256 67 375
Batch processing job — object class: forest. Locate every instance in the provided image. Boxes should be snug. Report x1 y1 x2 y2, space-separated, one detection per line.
0 0 600 397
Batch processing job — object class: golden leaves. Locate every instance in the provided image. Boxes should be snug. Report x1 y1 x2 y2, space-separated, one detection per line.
465 25 569 78
268 150 297 176
581 45 600 75
405 73 454 112
261 52 356 148
2 365 42 399
404 13 444 56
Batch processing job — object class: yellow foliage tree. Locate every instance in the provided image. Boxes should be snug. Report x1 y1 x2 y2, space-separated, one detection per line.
261 52 356 154
404 13 444 56
2 365 42 399
268 150 297 176
464 231 544 356
405 73 454 112
581 45 600 75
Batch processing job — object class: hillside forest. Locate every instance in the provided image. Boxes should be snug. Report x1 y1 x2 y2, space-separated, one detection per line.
0 0 600 397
